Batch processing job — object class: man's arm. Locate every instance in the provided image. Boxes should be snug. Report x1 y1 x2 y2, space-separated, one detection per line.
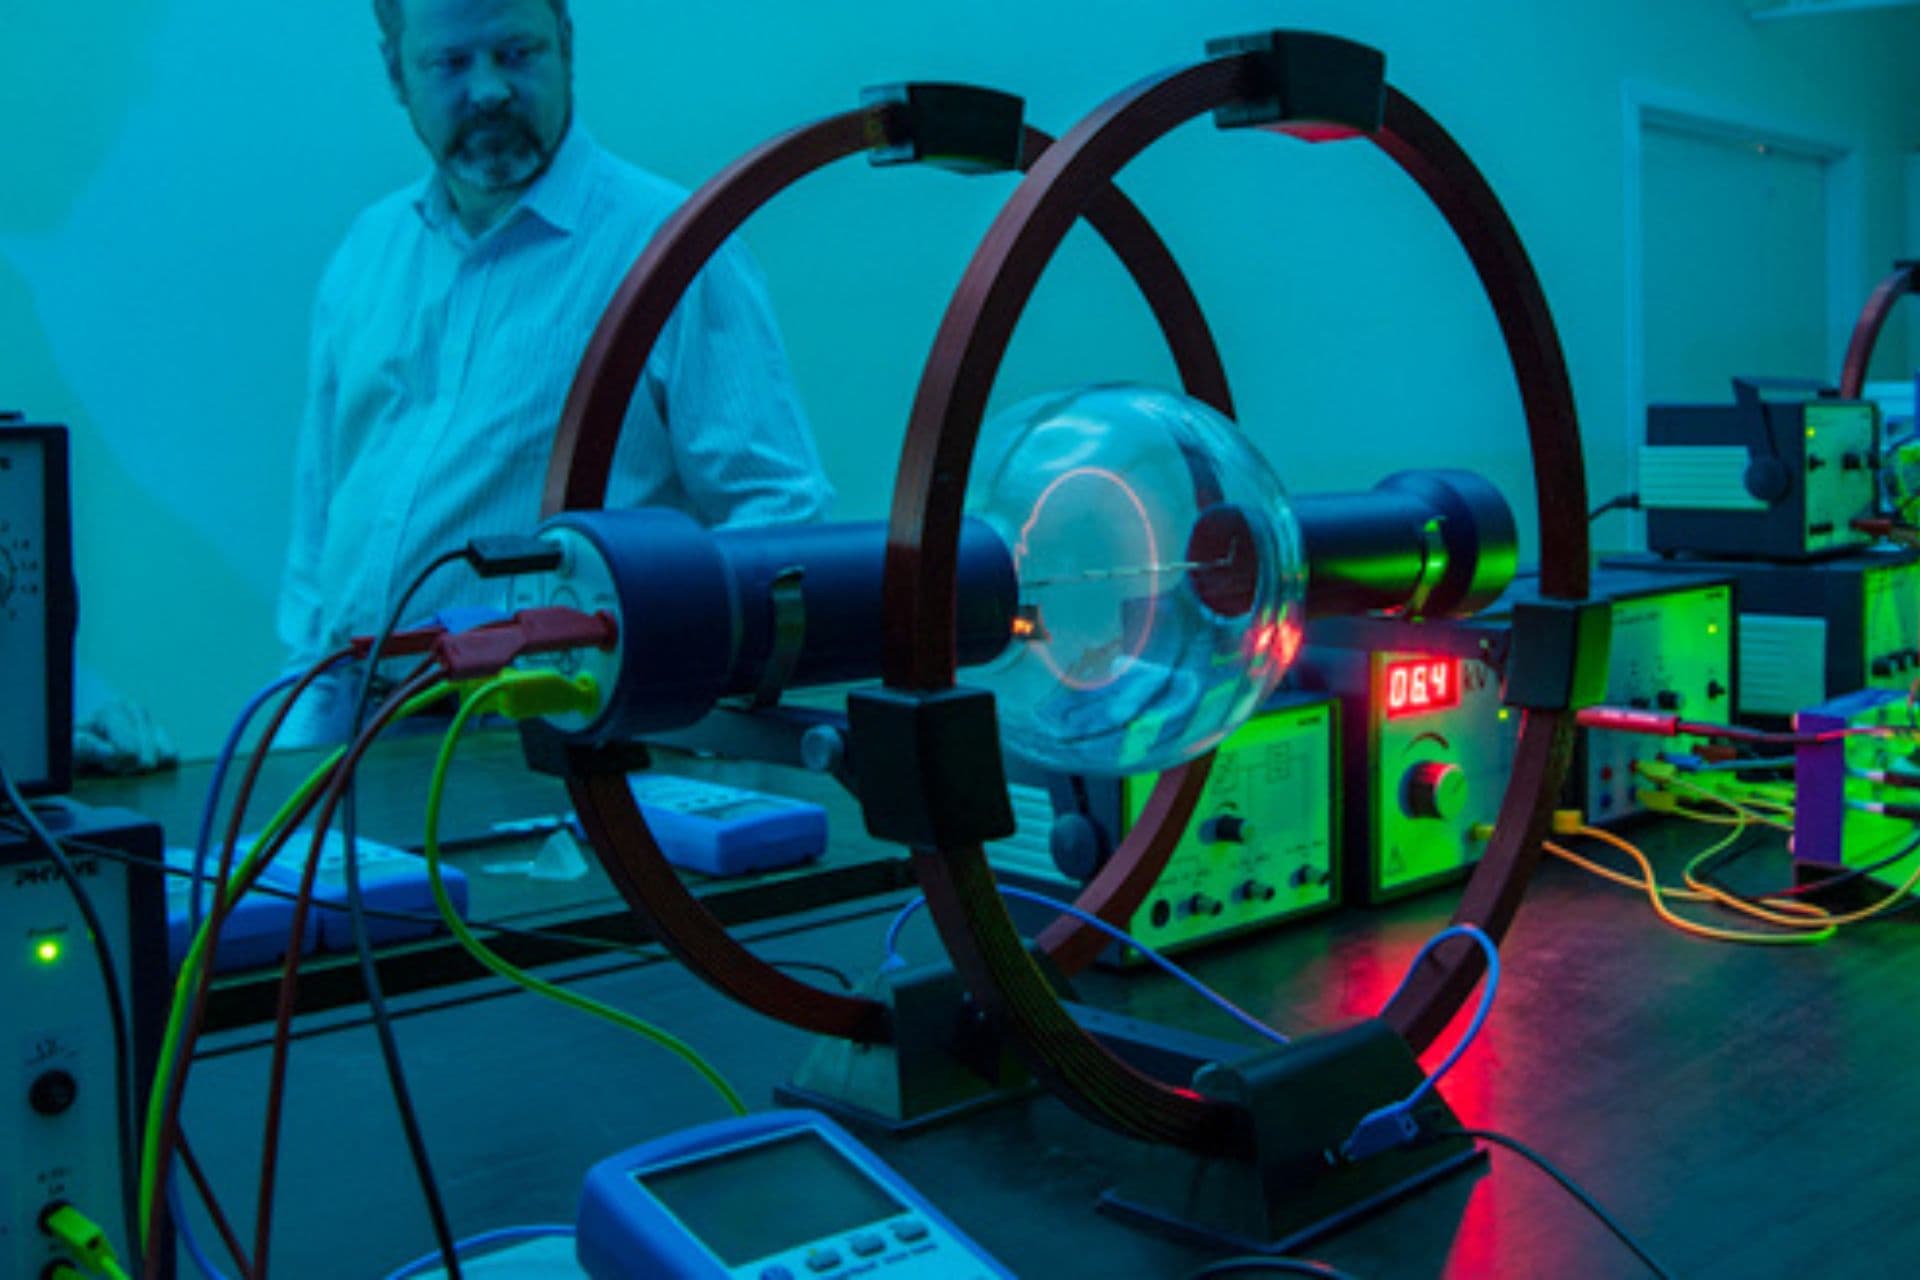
651 236 835 527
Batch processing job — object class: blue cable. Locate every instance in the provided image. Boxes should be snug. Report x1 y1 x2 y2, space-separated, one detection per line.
1340 923 1500 1161
173 670 312 1280
167 1170 233 1280
383 1225 577 1279
883 885 1289 1048
188 670 303 933
1378 923 1499 1111
187 604 503 928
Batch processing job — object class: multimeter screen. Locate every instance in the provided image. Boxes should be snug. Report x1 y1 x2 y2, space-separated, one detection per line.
638 1129 907 1266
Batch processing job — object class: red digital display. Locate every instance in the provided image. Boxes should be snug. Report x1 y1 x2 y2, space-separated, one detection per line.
1384 657 1459 718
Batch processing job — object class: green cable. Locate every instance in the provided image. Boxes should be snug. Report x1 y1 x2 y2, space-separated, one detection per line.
138 682 451 1248
424 675 744 1113
425 671 748 1116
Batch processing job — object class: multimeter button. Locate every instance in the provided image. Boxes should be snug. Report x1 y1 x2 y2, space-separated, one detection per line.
760 1268 795 1280
804 1246 841 1271
849 1233 884 1257
891 1220 930 1242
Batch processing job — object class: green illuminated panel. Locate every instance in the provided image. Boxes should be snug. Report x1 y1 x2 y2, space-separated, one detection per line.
1863 559 1920 694
1802 402 1878 554
1370 651 1514 898
1120 697 1337 953
1582 583 1734 822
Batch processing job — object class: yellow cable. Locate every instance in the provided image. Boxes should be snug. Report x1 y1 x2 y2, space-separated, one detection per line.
1652 778 1920 927
1636 792 1751 828
1575 825 1832 934
1543 814 1833 946
1635 771 1793 831
1649 788 1847 929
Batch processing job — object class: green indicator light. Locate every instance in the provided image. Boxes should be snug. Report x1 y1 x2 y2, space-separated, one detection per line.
33 939 62 965
1708 622 1720 636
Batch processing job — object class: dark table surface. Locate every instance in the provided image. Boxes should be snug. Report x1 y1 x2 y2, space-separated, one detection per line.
88 745 1920 1280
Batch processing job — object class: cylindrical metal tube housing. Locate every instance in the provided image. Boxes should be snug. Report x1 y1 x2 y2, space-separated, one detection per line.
1292 469 1516 618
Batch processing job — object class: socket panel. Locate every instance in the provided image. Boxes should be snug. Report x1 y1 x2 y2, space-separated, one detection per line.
1 804 167 1280
1117 695 1338 953
1574 575 1736 823
988 695 1339 960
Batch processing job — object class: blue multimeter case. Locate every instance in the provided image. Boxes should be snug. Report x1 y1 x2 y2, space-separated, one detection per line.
576 1109 1013 1279
627 775 828 877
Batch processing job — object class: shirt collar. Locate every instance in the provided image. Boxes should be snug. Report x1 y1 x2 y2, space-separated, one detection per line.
412 120 596 241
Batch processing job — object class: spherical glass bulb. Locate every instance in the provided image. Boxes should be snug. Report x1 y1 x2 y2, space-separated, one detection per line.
966 383 1307 776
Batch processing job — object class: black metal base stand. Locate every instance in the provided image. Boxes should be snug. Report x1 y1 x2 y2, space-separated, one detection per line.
777 960 1036 1134
1101 1019 1485 1252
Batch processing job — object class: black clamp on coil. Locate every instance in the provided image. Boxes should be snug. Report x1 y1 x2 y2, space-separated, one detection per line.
1205 30 1387 138
848 685 1016 848
519 720 652 779
1502 598 1612 712
862 83 1026 174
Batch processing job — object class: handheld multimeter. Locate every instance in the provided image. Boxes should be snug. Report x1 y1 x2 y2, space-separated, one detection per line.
576 1110 1012 1279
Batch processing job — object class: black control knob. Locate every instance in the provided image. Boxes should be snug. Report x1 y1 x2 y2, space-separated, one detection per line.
1199 814 1250 844
1184 894 1222 918
1655 690 1681 710
1233 879 1276 904
1402 760 1467 821
28 1070 77 1117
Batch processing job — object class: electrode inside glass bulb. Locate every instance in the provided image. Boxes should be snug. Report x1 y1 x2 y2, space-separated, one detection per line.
967 383 1307 775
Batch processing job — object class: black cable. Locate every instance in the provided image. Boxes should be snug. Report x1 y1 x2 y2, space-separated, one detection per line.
1588 492 1640 522
1184 1258 1359 1279
7 823 857 992
333 547 470 1280
0 762 140 1254
761 958 857 991
1430 1126 1674 1279
1700 831 1920 905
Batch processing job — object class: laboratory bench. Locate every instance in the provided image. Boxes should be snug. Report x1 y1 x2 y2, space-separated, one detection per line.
72 742 1920 1279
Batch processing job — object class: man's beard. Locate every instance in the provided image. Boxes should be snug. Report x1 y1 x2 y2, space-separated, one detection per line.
443 112 550 193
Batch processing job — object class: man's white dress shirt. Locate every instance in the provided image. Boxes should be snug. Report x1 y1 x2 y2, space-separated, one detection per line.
276 125 831 740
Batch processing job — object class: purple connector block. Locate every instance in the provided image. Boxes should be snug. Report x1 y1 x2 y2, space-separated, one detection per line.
1793 688 1906 868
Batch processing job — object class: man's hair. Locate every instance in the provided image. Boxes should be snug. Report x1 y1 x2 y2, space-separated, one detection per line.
376 0 573 76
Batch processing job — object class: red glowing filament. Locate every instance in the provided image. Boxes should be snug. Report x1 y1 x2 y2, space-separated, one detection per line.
1384 658 1458 718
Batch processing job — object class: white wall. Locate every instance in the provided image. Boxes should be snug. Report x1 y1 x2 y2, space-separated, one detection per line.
5 0 1918 757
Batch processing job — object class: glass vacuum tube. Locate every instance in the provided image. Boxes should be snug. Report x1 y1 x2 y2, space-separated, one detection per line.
966 383 1307 776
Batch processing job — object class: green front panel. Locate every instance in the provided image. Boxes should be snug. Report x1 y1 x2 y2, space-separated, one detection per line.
1369 650 1516 899
1118 696 1338 955
1581 582 1734 822
1863 559 1920 694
